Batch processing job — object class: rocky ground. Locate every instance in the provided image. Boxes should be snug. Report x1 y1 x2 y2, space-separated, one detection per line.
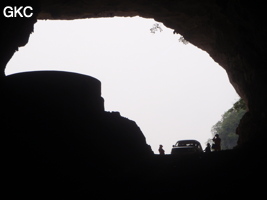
4 147 264 199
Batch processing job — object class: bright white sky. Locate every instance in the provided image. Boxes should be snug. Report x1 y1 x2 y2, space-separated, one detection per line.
5 16 239 154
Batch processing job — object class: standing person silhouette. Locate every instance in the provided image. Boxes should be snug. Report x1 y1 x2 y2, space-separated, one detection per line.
204 143 211 153
212 134 221 151
158 145 165 155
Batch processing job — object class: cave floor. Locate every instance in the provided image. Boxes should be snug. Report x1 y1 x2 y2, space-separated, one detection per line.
4 147 265 199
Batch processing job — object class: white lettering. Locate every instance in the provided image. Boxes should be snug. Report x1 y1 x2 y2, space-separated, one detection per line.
3 6 33 18
3 6 13 18
14 6 23 17
23 6 33 18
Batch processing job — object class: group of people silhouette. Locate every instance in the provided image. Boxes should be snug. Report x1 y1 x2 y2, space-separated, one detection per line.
204 134 221 153
158 134 221 155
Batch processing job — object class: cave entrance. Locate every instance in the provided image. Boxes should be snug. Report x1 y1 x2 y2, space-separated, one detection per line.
5 17 239 154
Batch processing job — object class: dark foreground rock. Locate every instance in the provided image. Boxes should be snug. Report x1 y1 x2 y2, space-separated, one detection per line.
0 71 152 197
1 71 265 199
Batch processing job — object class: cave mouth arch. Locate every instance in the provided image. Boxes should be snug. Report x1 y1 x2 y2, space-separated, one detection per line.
1 0 266 148
5 17 239 154
1 1 266 197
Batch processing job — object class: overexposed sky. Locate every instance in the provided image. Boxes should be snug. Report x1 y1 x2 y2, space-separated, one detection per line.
5 17 239 154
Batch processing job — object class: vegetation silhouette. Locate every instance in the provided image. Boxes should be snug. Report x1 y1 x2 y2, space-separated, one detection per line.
210 99 246 149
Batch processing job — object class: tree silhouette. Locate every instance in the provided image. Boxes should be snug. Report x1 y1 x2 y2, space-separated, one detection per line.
150 23 163 34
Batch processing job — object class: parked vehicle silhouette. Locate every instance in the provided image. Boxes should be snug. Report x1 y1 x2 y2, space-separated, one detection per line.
171 140 203 156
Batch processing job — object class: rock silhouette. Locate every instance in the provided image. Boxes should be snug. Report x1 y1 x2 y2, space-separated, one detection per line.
1 71 153 197
0 71 265 199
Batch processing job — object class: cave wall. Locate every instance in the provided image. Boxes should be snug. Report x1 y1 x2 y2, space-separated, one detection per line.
0 0 266 145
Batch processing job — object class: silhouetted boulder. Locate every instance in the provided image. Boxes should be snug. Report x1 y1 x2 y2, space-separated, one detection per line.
1 71 153 197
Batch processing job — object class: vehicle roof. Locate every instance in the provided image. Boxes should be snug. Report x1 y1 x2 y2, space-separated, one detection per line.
172 146 196 149
176 140 201 144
